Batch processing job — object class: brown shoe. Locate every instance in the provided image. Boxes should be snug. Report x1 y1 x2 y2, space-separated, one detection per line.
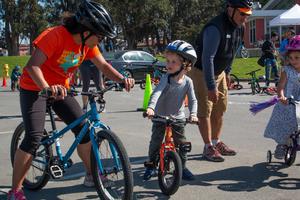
215 141 236 156
203 146 224 162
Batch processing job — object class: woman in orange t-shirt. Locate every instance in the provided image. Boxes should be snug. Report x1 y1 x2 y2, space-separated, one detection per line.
8 1 134 199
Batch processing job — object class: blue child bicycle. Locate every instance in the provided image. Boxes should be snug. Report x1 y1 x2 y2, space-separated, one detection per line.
10 83 134 200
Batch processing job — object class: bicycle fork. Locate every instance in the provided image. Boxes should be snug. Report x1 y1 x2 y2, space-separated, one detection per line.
159 126 175 173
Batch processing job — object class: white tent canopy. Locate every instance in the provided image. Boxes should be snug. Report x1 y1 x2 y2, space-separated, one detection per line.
270 4 300 26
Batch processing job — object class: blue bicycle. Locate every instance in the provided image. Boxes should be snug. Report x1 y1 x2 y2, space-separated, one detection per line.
10 83 134 200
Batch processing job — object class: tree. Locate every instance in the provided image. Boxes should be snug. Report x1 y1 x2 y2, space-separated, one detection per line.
21 0 48 54
0 0 22 55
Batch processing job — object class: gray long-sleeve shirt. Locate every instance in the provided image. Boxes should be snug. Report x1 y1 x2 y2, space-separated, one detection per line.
148 74 197 119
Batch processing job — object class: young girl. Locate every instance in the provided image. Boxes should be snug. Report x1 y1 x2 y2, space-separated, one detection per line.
143 40 198 181
264 35 300 159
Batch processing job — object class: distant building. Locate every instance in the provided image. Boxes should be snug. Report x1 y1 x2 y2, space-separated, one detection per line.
244 0 300 48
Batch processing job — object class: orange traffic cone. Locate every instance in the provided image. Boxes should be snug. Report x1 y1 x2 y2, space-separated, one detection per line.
2 77 7 87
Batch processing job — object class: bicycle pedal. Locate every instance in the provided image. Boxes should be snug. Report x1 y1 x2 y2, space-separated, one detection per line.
179 142 192 152
50 165 63 179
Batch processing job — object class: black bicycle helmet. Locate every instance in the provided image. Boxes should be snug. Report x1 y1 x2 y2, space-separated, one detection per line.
165 40 197 66
76 0 116 38
227 0 253 8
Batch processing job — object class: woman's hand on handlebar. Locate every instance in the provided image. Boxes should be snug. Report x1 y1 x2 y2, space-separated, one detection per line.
123 77 135 92
44 84 67 100
145 108 154 119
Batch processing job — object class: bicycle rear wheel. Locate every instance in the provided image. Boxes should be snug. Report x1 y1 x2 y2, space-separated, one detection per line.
230 74 243 90
91 130 133 200
10 123 52 190
158 151 182 195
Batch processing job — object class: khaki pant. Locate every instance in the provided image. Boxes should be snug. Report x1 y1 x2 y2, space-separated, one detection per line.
188 67 228 118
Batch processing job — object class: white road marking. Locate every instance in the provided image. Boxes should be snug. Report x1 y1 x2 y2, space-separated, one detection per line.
228 101 252 105
0 131 13 135
0 188 10 194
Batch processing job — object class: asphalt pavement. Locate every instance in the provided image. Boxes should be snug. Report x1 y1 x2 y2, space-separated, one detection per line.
0 81 300 200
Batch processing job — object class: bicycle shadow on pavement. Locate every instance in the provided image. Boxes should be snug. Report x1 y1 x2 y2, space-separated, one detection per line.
129 155 172 199
182 162 296 192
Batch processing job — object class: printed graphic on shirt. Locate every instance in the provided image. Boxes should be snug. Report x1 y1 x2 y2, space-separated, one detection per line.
57 51 84 72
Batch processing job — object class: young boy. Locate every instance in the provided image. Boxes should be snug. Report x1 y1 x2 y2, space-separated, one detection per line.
144 40 198 181
10 65 22 91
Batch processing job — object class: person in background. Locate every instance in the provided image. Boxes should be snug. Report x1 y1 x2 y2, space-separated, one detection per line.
261 32 279 87
10 65 22 91
279 28 296 66
79 59 105 113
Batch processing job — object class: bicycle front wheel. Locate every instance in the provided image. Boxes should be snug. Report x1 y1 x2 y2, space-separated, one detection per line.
91 130 133 200
10 123 52 190
230 74 243 90
158 151 182 196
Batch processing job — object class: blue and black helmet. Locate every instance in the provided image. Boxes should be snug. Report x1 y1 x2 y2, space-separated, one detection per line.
165 40 197 66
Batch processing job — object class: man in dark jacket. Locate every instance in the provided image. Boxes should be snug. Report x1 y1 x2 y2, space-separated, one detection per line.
189 0 252 162
261 32 279 86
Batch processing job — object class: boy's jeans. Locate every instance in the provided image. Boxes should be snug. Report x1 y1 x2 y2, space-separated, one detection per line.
264 58 279 86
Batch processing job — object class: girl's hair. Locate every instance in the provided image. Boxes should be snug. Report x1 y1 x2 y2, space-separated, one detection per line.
62 12 90 34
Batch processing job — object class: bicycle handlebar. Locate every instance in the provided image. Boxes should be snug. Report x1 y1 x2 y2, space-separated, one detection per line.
40 82 125 98
143 112 198 124
245 69 261 75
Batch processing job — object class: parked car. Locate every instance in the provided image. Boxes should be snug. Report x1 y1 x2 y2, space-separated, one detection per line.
103 50 166 82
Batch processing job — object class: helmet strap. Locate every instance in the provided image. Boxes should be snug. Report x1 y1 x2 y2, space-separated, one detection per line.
168 64 184 83
80 31 93 54
228 8 238 27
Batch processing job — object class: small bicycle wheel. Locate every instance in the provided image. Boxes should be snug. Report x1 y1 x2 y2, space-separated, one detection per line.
158 151 182 196
91 130 133 200
241 48 249 59
230 74 243 90
284 146 297 166
267 150 272 163
10 123 52 190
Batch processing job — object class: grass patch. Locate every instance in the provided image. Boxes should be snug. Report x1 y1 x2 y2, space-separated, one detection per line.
0 56 30 75
231 57 265 79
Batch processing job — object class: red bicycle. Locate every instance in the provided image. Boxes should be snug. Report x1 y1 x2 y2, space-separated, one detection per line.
144 113 193 195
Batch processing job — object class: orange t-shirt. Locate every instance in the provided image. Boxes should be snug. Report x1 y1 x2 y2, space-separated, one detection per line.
20 25 100 91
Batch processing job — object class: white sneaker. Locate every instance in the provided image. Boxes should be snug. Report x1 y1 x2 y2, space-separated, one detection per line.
83 174 114 188
274 144 287 160
83 174 94 187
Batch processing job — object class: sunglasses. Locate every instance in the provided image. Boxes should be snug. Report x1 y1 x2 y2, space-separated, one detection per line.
239 11 250 17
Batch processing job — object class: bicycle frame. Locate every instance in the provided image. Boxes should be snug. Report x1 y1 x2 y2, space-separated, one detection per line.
159 124 176 173
40 95 119 175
